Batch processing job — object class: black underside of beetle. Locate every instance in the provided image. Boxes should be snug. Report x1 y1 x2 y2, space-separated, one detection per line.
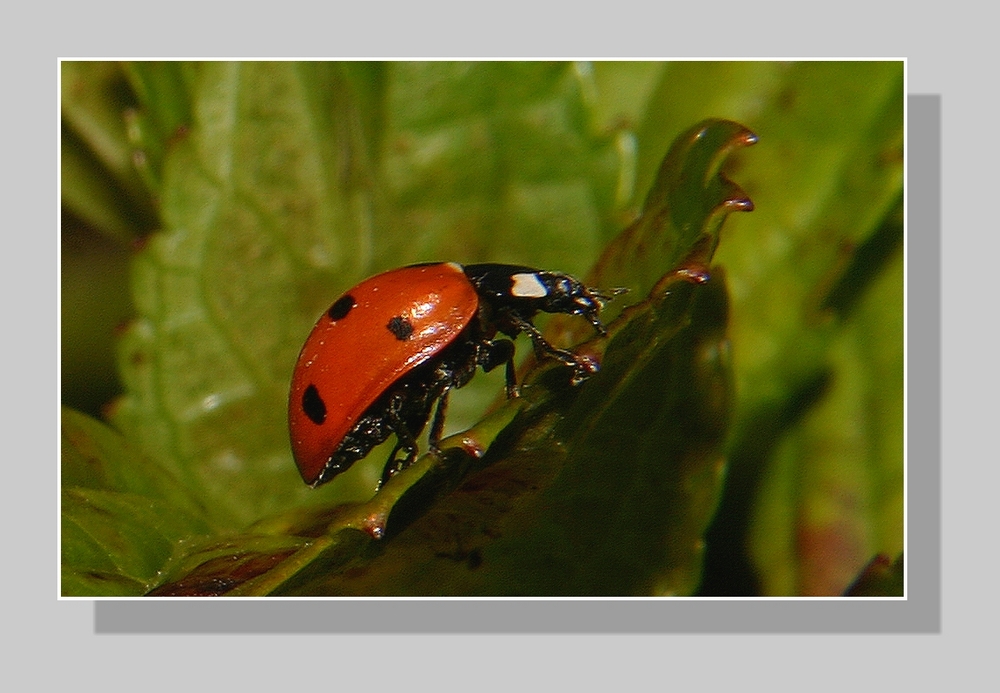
312 321 496 487
316 367 439 485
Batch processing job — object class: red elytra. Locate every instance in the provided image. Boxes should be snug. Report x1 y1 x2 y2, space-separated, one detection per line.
288 262 479 486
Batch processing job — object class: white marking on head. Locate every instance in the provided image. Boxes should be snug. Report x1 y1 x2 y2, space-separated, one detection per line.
510 272 549 299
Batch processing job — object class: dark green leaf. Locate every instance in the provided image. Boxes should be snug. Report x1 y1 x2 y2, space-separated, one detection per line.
843 554 904 597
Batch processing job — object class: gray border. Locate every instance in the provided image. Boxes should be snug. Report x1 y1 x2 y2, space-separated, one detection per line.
92 94 938 635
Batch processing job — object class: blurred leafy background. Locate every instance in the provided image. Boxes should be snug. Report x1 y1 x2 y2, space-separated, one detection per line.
60 60 903 596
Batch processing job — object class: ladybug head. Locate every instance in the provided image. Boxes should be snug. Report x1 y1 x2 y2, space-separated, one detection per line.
527 271 627 335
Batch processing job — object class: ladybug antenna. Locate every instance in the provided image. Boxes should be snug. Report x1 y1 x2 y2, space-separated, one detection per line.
579 285 628 334
593 286 629 305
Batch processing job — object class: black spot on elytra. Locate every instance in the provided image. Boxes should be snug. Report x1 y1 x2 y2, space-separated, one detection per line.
386 315 414 341
302 384 327 425
328 294 356 321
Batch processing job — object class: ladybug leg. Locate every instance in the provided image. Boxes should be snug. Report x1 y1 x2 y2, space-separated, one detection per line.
380 391 421 486
478 338 517 397
380 441 408 487
379 369 459 487
504 312 593 382
501 351 517 398
427 387 451 450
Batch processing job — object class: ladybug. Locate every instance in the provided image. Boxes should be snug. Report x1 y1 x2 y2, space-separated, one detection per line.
288 262 624 488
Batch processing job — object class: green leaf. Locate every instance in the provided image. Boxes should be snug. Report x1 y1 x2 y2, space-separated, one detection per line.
697 62 904 596
120 61 195 194
60 61 157 240
60 408 212 596
378 61 623 273
110 63 381 530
